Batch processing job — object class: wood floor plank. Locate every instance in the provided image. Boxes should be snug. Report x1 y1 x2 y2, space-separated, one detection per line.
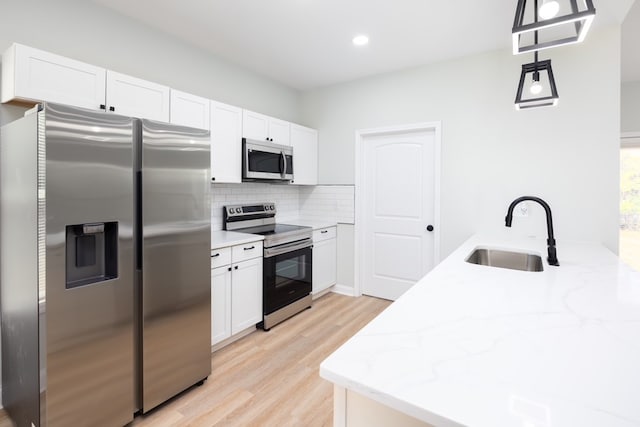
0 293 390 426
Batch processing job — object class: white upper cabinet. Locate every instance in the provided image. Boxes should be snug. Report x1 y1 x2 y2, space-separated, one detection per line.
1 43 106 110
105 71 170 122
242 109 291 146
290 124 318 185
1 44 170 122
211 101 243 183
242 110 269 141
267 117 291 146
170 89 210 130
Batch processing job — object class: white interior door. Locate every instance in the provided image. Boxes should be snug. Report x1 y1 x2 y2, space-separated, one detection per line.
361 128 438 300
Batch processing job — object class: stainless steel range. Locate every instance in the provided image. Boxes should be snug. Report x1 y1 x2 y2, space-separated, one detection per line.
224 203 313 330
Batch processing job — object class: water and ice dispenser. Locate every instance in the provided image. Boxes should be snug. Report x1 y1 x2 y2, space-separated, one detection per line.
65 222 118 288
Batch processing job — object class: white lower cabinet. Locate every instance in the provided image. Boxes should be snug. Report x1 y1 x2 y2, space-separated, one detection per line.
211 266 232 345
312 227 337 296
211 240 263 347
231 257 263 334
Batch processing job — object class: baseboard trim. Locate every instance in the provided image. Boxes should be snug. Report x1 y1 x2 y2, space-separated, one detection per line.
312 286 334 300
331 284 357 297
211 326 256 353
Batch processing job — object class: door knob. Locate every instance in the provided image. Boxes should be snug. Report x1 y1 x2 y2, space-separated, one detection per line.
426 225 434 232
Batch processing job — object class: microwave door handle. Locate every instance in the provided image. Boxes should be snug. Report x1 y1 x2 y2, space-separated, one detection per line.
280 151 286 177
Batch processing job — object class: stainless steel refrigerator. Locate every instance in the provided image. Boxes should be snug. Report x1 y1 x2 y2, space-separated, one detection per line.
0 102 211 427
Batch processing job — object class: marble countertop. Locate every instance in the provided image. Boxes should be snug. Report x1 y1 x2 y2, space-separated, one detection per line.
211 230 264 251
320 234 640 427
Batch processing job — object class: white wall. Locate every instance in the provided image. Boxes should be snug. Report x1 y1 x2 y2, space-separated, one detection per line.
0 0 301 126
622 80 640 133
301 26 621 259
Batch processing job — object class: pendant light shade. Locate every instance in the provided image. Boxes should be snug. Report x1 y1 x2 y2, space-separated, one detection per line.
515 58 559 110
512 0 596 55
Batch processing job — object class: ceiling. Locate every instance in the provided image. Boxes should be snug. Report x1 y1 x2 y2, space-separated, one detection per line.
91 0 638 90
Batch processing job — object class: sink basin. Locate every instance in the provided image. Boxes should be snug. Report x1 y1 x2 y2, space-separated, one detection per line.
465 247 544 272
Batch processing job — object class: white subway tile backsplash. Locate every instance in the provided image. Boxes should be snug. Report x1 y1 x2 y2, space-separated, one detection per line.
299 185 355 224
210 183 354 230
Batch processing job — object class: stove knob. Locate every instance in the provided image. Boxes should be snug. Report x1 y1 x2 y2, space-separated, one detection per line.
230 208 236 214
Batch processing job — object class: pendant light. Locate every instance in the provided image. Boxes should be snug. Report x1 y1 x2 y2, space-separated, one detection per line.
515 51 559 109
514 0 559 110
512 0 596 55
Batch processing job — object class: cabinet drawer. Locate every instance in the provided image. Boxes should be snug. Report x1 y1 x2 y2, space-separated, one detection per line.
313 227 336 242
232 241 263 263
211 247 232 269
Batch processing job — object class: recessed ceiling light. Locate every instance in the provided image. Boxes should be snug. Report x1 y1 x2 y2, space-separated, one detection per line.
352 35 369 46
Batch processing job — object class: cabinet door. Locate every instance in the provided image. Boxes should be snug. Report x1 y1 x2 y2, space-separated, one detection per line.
212 266 232 345
231 257 263 335
211 101 242 183
170 89 210 130
268 117 291 146
3 43 106 109
242 109 269 141
313 238 337 295
105 70 170 121
290 124 318 185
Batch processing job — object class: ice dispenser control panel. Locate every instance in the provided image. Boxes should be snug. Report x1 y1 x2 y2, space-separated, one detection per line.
65 222 118 289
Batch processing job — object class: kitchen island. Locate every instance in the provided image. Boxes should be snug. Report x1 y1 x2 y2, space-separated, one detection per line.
320 235 640 427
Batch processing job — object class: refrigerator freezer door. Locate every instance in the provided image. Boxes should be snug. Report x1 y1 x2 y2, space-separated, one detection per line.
139 119 211 412
44 103 135 426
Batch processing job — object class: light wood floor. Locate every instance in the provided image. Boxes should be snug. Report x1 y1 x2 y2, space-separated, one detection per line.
0 293 390 427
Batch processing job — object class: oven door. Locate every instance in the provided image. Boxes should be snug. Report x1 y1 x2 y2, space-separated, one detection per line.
263 239 312 315
243 139 293 181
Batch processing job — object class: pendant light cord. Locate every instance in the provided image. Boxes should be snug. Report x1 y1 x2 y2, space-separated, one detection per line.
534 0 539 73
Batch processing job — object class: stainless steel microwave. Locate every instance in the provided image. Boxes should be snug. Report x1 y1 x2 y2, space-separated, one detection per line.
242 138 293 182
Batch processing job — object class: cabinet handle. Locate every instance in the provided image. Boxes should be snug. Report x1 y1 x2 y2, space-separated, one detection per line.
99 104 106 110
109 106 115 112
320 230 328 234
228 267 232 271
211 253 220 258
234 265 238 270
244 246 255 251
211 177 216 182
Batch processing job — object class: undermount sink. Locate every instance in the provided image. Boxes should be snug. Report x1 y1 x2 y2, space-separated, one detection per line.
465 247 544 272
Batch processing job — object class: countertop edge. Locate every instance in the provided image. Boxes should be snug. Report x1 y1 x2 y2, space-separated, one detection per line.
211 230 264 250
319 365 464 427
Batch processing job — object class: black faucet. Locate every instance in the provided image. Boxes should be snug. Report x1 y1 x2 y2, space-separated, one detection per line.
505 196 559 266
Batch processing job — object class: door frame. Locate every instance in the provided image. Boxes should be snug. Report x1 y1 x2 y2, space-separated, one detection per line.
354 122 442 297
621 131 640 147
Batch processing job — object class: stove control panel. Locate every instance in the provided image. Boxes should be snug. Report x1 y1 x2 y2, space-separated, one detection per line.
224 203 277 220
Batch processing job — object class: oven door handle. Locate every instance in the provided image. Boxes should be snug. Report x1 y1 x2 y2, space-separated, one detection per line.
264 239 313 258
